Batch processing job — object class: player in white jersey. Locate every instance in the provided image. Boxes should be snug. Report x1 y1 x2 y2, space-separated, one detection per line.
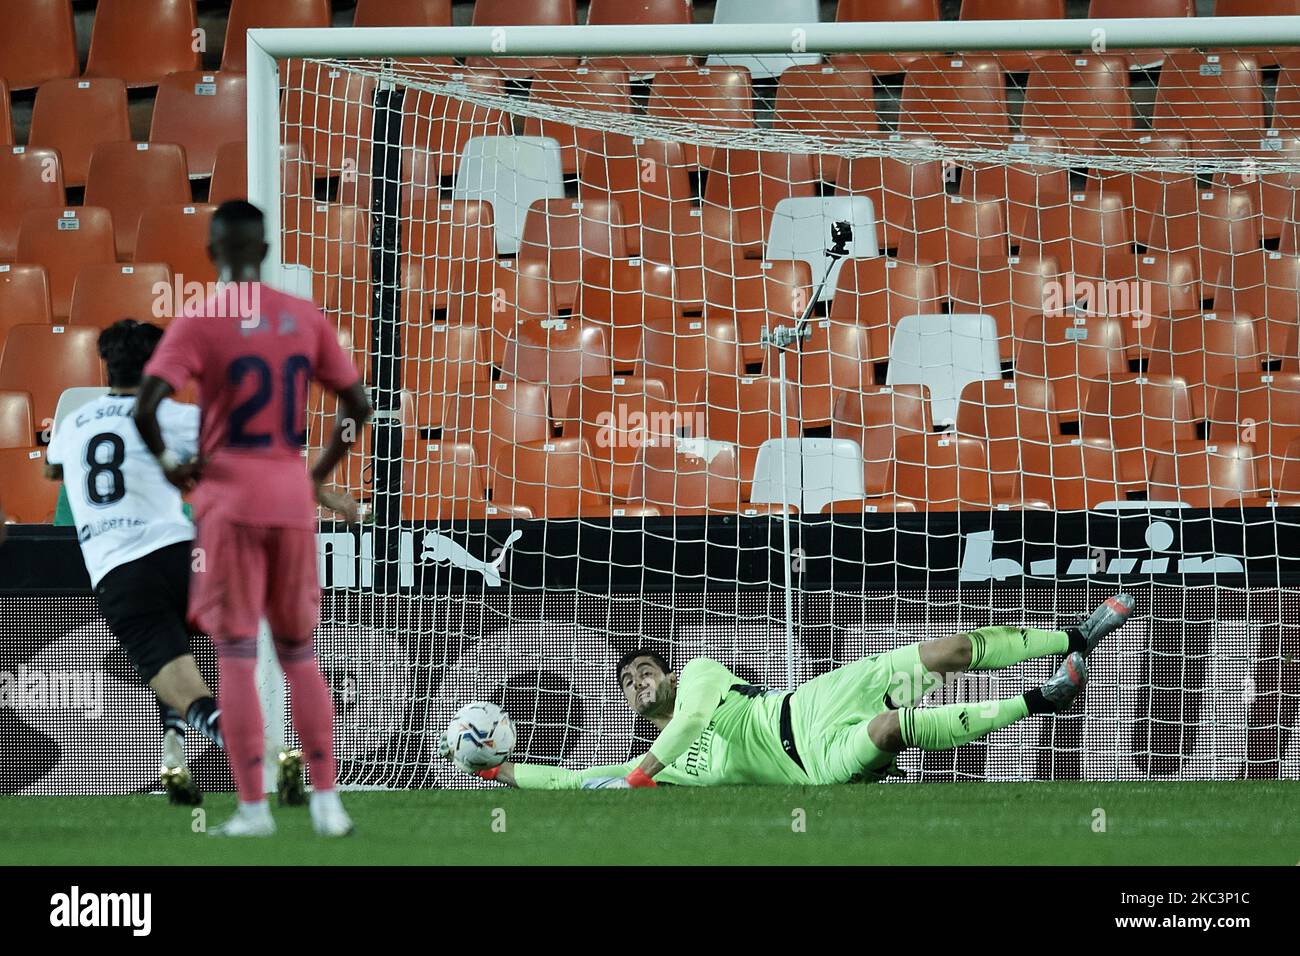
44 320 224 805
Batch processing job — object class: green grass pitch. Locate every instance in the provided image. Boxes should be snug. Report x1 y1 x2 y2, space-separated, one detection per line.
3 781 1297 865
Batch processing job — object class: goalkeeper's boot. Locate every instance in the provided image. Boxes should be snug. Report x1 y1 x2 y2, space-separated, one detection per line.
160 728 202 805
208 803 276 838
1076 592 1134 656
277 748 306 807
309 791 354 838
1040 652 1088 712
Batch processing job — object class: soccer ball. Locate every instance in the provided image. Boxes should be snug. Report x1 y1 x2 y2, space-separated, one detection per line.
444 702 516 772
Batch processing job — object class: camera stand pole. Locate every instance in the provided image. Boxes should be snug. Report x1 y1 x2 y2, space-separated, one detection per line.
761 223 852 688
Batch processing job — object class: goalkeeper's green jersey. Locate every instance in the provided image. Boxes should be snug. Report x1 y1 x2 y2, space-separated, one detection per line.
512 658 808 788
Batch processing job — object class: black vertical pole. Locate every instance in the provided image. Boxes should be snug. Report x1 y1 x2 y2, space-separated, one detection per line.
370 80 405 593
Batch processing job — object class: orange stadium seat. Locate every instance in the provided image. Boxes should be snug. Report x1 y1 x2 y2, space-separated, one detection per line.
517 198 629 311
222 0 332 73
135 204 217 289
1021 54 1134 152
402 322 491 431
0 81 11 147
503 319 612 420
706 259 813 365
1148 440 1263 506
586 0 694 74
1216 251 1300 357
83 0 200 88
1209 371 1300 489
958 135 1071 245
834 0 940 75
16 207 117 319
469 0 580 75
829 258 944 361
957 377 1062 497
0 266 53 349
1022 190 1133 284
773 66 877 183
0 0 78 91
647 68 755 167
830 384 932 496
1017 314 1129 421
561 375 674 498
150 72 248 179
1081 374 1198 485
490 437 605 518
701 150 818 261
575 258 677 373
834 144 948 250
524 68 633 176
640 314 742 406
288 202 370 320
897 194 1009 282
400 437 486 521
793 321 877 426
959 0 1065 73
628 440 744 515
68 263 173 330
446 260 553 367
0 447 59 522
354 0 451 27
283 61 377 181
1147 311 1261 419
84 143 192 261
401 194 496 320
1153 52 1266 143
0 147 66 261
0 392 36 449
28 78 131 188
901 56 1009 149
209 142 248 203
696 374 800 492
442 379 551 491
0 325 105 429
949 253 1059 362
1020 435 1125 508
1278 435 1300 497
894 433 995 510
401 69 512 181
578 135 693 260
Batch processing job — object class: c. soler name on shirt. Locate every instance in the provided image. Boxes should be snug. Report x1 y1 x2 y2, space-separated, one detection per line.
152 276 260 322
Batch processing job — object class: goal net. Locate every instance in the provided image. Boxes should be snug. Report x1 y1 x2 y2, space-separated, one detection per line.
261 20 1300 787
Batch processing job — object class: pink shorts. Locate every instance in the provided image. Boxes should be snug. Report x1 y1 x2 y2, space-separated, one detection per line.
189 519 320 642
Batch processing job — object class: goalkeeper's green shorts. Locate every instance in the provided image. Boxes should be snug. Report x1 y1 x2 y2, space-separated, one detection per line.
790 643 929 785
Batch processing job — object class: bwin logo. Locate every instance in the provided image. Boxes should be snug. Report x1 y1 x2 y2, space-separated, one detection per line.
419 530 522 587
50 886 151 936
959 520 1245 582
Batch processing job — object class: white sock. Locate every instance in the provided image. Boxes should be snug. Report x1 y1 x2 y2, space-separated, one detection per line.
239 800 270 817
310 790 343 813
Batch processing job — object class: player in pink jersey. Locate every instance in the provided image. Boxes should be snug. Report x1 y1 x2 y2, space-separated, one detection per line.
134 201 372 838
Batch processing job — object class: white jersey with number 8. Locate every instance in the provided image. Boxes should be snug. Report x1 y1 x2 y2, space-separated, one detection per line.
46 395 199 587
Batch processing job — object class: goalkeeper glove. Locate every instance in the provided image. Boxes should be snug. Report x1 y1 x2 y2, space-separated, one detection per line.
626 768 657 788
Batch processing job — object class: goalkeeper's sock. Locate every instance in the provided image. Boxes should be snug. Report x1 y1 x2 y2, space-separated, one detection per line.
274 638 338 793
215 638 265 803
898 696 1030 750
185 696 224 749
158 701 187 738
966 626 1070 670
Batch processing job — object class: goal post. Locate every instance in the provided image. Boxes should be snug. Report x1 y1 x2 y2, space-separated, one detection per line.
247 17 1300 788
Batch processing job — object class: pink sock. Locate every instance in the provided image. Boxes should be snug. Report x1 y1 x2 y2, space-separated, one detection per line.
275 639 337 793
215 638 264 803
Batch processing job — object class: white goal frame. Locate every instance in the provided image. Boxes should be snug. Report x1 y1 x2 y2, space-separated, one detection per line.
244 17 1300 784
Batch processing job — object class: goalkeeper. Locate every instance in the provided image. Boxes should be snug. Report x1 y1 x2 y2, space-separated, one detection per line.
447 594 1134 789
